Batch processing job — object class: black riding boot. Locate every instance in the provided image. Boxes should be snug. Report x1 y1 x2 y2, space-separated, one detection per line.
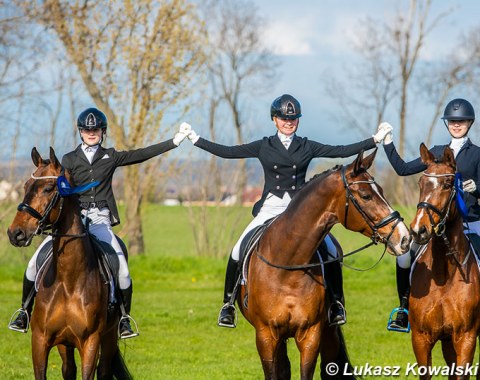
324 260 346 326
119 284 139 339
9 274 35 333
218 256 239 328
388 263 411 330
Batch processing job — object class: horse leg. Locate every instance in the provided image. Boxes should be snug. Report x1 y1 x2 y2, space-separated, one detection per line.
412 331 435 380
255 328 280 379
78 334 101 380
295 328 322 380
31 332 51 380
57 344 77 380
451 331 477 379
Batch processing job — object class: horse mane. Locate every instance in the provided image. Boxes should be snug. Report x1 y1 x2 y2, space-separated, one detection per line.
292 165 342 200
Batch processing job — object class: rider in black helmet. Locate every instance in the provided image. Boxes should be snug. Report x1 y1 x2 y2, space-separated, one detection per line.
377 98 480 332
178 93 391 328
8 107 191 338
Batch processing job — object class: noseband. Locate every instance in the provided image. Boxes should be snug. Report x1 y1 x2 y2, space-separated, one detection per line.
341 166 403 245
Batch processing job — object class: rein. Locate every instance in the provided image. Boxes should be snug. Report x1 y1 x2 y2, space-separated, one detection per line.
417 171 469 266
255 165 402 271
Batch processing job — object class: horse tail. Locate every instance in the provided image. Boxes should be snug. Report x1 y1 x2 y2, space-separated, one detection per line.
111 348 133 380
320 327 359 379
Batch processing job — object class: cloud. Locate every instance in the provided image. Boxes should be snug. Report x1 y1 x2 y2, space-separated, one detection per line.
262 20 314 56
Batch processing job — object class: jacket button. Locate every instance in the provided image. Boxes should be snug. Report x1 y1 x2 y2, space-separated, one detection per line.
276 175 279 179
274 165 278 169
293 165 296 169
276 186 280 189
292 186 296 190
292 175 296 179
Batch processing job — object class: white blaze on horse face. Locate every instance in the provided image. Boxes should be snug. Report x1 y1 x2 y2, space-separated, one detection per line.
412 177 439 232
371 183 410 238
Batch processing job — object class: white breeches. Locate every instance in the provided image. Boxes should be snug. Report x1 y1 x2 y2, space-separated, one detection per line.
231 192 338 261
25 207 131 289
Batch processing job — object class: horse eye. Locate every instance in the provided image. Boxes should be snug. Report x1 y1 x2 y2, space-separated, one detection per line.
43 185 55 193
359 192 372 201
442 182 453 190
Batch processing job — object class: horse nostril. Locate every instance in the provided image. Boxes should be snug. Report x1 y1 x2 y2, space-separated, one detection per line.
401 235 411 251
7 227 26 246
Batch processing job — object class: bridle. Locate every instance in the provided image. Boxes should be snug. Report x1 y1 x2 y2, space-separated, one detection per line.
416 171 470 265
16 167 85 241
341 166 403 246
255 165 404 271
417 171 456 237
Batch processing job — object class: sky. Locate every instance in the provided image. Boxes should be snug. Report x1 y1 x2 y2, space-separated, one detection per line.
4 0 480 163
212 0 480 157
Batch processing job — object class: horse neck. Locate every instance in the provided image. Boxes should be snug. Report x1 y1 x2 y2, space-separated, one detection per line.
430 211 469 265
51 199 92 274
265 177 339 264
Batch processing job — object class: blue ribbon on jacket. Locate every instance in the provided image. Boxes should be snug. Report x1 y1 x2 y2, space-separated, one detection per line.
57 176 100 197
454 172 469 218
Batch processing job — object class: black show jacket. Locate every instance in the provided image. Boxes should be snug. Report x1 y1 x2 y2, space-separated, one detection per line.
195 134 376 216
62 140 176 226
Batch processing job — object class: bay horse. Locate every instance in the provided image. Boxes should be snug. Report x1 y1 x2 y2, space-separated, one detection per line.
237 149 411 379
409 143 480 379
7 147 132 380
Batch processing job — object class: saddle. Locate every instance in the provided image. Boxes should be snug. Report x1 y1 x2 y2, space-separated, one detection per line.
35 234 121 304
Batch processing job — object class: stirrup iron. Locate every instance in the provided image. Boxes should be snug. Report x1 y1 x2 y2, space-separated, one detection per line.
8 308 29 333
118 315 139 339
387 307 410 333
217 303 237 328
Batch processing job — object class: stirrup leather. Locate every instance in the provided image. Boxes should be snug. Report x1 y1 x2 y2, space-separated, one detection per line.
118 315 139 339
217 303 237 328
387 307 410 333
8 308 29 333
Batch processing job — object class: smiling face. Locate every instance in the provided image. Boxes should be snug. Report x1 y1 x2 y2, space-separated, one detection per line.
447 119 472 138
274 117 299 136
80 128 104 146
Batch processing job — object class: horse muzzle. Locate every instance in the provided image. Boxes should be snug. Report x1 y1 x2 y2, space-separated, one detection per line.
387 234 412 256
7 227 34 247
410 225 431 245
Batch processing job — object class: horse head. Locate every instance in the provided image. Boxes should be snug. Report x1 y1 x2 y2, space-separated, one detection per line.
7 147 71 247
342 149 411 256
410 143 457 244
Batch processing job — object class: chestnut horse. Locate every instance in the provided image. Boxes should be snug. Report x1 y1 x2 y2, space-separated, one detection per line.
7 148 131 380
238 149 411 379
409 143 480 379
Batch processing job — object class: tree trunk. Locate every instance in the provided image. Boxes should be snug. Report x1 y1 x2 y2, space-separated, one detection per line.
123 166 144 255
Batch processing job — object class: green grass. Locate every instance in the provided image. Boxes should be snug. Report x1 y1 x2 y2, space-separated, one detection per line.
0 204 472 379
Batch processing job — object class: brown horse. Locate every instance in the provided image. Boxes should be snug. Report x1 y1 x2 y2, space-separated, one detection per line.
7 147 131 380
409 143 480 379
237 149 411 379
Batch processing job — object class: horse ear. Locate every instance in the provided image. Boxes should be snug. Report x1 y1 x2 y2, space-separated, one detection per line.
353 150 365 174
419 143 434 165
31 147 42 167
49 147 61 169
360 148 377 171
443 146 456 168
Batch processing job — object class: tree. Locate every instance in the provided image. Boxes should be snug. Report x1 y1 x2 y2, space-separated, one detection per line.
181 0 279 256
12 0 207 254
326 0 480 204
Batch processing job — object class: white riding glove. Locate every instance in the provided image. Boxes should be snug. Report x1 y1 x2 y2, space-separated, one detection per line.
463 179 477 193
373 122 393 144
173 122 191 146
188 129 200 144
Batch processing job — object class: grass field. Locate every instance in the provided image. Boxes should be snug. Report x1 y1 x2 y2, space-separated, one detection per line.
0 204 474 379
